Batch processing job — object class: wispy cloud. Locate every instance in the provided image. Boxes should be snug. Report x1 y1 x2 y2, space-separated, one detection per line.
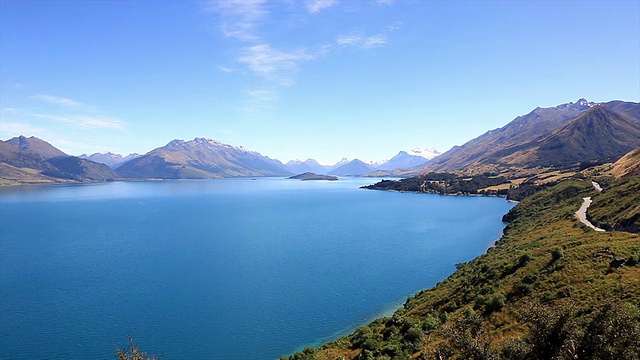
306 0 337 13
387 22 403 31
243 88 279 113
34 114 126 130
0 121 48 138
205 0 268 42
1 107 23 113
217 65 234 73
31 94 85 107
337 33 388 49
238 44 314 85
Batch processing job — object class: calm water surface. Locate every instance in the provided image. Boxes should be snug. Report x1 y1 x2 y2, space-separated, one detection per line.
0 178 515 359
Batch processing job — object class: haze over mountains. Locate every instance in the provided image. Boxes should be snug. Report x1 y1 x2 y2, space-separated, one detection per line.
1 98 638 185
80 152 140 169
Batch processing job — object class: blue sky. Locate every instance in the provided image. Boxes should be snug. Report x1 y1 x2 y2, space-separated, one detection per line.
1 0 639 164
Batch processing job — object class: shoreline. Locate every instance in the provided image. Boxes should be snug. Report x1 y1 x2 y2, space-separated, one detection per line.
361 186 513 201
285 194 515 357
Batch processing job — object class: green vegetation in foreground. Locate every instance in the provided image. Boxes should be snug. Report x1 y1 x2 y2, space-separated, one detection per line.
282 176 640 359
589 176 640 233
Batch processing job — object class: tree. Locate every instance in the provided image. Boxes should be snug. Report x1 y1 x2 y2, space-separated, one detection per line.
116 335 160 360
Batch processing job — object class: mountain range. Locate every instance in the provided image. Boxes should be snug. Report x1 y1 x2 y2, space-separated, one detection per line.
0 136 117 185
422 99 640 173
117 138 292 179
80 152 140 169
1 98 638 185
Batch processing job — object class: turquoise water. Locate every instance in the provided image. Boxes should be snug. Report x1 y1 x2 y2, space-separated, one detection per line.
0 178 514 359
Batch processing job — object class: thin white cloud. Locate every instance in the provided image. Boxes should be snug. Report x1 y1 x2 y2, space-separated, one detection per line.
0 121 48 139
217 65 234 73
337 33 388 49
387 22 403 31
33 114 126 130
238 44 314 85
242 88 279 115
307 0 337 13
1 108 23 113
31 94 84 107
206 0 268 41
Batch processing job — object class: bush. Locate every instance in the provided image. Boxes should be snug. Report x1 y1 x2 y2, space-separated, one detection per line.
551 248 564 261
541 291 556 304
116 336 160 360
626 254 639 267
485 293 506 314
518 253 533 267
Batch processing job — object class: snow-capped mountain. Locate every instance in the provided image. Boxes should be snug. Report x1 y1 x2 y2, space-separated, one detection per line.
328 159 377 176
376 147 442 171
80 152 140 169
116 137 291 179
331 158 351 169
285 159 331 174
407 147 442 160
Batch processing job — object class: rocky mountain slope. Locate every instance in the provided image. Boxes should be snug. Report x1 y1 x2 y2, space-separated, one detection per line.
424 100 640 172
0 137 118 184
116 137 292 179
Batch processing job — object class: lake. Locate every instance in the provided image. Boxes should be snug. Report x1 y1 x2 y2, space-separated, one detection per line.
0 178 515 359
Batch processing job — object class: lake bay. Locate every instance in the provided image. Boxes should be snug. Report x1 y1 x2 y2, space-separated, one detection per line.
0 178 514 359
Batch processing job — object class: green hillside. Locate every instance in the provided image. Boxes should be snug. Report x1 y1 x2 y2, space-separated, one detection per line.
282 176 640 359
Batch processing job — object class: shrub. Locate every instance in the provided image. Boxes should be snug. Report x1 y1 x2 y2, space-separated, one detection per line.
518 253 533 267
116 336 160 360
551 248 564 261
485 293 506 314
541 291 555 304
626 254 639 267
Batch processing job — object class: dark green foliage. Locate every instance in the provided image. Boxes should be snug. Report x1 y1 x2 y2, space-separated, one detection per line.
438 311 497 360
578 302 640 359
282 347 318 360
521 303 580 360
589 177 640 233
518 253 533 267
484 293 506 314
541 291 556 304
363 174 508 196
551 247 564 262
352 325 380 351
115 336 160 360
626 254 639 266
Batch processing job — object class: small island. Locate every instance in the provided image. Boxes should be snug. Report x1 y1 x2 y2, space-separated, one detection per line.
287 172 338 181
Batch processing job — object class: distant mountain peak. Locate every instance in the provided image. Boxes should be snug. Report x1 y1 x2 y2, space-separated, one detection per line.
576 98 590 106
193 137 223 146
117 137 290 179
552 98 597 111
408 147 442 160
287 158 321 165
7 135 67 159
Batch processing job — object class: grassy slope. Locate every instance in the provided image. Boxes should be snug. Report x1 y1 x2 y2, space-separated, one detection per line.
283 177 640 359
